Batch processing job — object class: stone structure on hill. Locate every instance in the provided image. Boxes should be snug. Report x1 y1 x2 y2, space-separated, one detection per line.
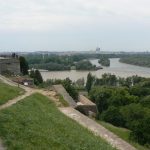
0 56 20 75
53 84 77 108
76 95 98 116
53 84 97 116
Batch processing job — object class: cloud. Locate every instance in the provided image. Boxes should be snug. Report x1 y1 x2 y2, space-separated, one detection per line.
0 0 150 51
0 0 150 31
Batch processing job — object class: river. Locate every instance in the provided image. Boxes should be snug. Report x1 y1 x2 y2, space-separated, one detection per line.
40 58 150 81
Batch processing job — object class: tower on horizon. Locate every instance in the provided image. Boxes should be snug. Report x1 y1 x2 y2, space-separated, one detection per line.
96 47 100 53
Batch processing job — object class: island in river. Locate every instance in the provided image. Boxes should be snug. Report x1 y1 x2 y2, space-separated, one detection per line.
40 58 150 81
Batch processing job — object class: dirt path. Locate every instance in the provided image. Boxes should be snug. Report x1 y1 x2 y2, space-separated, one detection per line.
59 107 137 150
0 76 35 149
0 75 31 92
0 90 35 111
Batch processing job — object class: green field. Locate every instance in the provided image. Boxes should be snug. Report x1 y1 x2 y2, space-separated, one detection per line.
0 93 115 150
0 82 24 105
98 121 149 150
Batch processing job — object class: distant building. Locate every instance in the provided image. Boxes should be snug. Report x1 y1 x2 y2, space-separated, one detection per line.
96 47 100 53
0 56 20 75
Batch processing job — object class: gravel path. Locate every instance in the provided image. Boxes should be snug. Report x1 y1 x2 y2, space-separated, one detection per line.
59 107 137 150
0 90 34 111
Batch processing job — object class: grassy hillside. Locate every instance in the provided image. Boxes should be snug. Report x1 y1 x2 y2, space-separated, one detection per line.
98 121 149 150
0 93 115 150
0 81 24 105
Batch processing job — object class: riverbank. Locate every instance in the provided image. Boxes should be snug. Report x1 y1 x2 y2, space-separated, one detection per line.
40 58 150 81
120 56 150 68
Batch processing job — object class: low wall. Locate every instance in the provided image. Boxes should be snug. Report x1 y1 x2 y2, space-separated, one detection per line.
0 58 20 74
76 95 98 116
53 84 77 108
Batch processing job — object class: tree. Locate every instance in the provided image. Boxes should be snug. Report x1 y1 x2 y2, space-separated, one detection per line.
101 106 125 127
86 72 94 93
63 78 78 101
120 104 145 129
130 114 150 145
89 87 112 113
29 70 35 78
129 85 150 97
121 104 150 145
101 73 117 86
19 56 29 75
140 96 150 108
109 87 139 106
76 78 85 86
34 70 43 85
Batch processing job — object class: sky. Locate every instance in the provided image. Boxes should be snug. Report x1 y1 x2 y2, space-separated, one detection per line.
0 0 150 52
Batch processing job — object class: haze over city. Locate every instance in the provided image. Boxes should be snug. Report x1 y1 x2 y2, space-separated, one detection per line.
0 0 150 52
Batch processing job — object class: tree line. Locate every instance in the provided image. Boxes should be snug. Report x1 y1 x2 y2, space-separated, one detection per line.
24 53 129 71
98 57 110 67
120 55 150 68
86 73 150 147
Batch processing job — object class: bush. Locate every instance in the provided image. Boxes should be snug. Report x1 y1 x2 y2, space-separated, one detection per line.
29 69 43 85
101 106 125 127
89 87 112 113
63 78 79 101
130 114 150 145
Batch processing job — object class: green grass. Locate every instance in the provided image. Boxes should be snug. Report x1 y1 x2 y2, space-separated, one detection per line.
0 93 115 150
98 121 149 150
0 82 24 105
58 94 69 107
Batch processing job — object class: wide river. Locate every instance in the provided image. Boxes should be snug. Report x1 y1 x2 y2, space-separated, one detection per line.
41 58 150 81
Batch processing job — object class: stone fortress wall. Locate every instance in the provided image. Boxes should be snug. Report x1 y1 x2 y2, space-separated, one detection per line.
0 56 20 75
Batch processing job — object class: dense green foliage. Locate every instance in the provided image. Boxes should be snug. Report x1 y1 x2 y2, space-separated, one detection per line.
99 57 110 66
62 78 79 101
30 62 70 71
41 78 79 101
95 73 117 86
86 72 94 93
26 54 96 71
25 53 129 71
88 74 150 146
30 69 43 85
19 56 29 75
0 93 115 150
0 82 24 105
120 55 150 68
75 60 96 70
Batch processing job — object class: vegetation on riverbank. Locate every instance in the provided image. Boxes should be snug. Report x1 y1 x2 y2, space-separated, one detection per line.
75 60 96 70
119 55 150 68
98 57 110 66
0 93 115 150
25 53 127 71
26 54 97 71
0 81 24 105
86 74 150 148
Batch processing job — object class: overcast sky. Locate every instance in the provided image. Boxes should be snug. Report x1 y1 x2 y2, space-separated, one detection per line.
0 0 150 52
